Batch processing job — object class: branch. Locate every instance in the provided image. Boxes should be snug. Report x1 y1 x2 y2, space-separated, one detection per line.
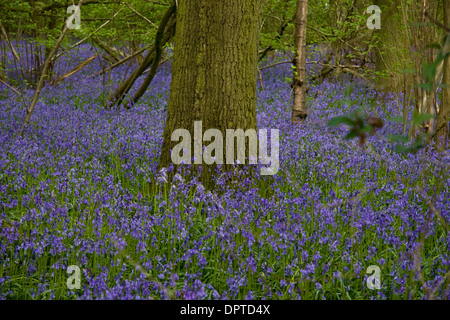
259 60 292 70
0 79 29 110
424 11 450 32
91 45 151 77
0 79 20 96
307 25 360 52
122 2 158 28
126 0 177 107
52 53 99 85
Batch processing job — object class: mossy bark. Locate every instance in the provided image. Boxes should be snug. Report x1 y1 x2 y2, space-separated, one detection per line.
158 0 262 183
374 0 412 92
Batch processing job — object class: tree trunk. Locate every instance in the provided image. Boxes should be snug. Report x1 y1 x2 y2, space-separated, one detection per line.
158 0 262 182
374 0 412 92
291 0 308 124
435 0 450 146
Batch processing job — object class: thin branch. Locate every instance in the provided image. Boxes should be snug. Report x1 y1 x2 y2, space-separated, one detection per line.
122 2 158 28
307 25 360 52
257 67 264 90
91 45 151 77
424 11 450 32
141 55 172 75
0 78 20 96
0 78 29 110
259 60 292 70
52 53 99 85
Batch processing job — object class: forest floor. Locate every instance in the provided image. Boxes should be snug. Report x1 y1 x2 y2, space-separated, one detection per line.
0 45 449 299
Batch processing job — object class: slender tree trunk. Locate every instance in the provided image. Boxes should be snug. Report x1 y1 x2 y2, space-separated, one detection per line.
158 0 262 182
435 0 450 146
291 0 308 124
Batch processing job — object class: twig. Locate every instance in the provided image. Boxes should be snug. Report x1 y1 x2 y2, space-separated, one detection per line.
141 56 171 75
122 2 158 28
259 60 292 71
52 53 99 85
91 45 150 77
257 67 264 90
424 11 450 32
0 78 29 110
0 78 20 96
307 25 359 52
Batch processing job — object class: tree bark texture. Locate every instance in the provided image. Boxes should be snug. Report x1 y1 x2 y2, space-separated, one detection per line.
291 0 308 124
374 0 412 92
158 0 262 178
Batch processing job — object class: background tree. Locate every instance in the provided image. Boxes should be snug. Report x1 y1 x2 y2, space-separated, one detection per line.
291 0 308 124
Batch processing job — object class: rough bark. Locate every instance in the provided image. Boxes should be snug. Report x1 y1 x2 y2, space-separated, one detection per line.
158 0 262 182
291 0 308 124
374 0 412 92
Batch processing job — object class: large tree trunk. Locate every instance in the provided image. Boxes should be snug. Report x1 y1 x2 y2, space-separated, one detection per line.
374 0 412 92
158 0 262 182
435 0 450 146
291 0 308 124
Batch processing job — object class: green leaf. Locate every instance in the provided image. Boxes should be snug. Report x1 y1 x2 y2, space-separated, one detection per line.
394 144 410 154
411 137 426 149
344 85 354 97
345 130 359 140
400 68 418 74
424 42 442 50
327 116 354 127
388 116 404 123
423 60 441 83
416 83 433 90
412 113 434 125
361 125 372 133
388 134 409 143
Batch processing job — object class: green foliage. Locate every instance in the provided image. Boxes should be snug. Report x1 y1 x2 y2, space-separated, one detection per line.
0 0 173 54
